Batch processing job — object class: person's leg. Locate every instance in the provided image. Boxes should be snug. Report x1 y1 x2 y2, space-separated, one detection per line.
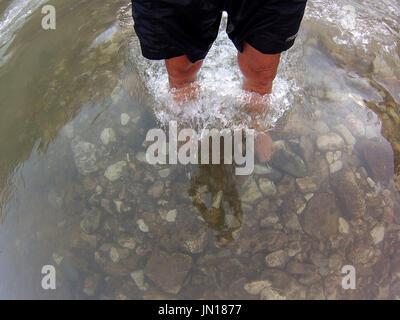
238 41 280 104
165 55 203 102
237 41 281 162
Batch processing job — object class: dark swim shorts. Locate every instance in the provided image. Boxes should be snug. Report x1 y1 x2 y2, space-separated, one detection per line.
131 0 308 63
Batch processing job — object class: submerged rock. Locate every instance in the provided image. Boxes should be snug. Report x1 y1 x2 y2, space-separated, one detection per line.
166 209 177 222
259 269 306 299
258 178 277 196
83 273 101 297
71 141 99 175
80 210 101 234
253 164 283 181
109 247 120 263
296 177 317 194
338 217 350 234
120 113 130 126
333 124 356 146
316 133 345 151
348 242 375 264
302 193 340 240
180 224 209 254
271 147 307 178
370 225 385 244
241 177 262 203
137 219 149 233
100 128 117 145
331 169 366 219
357 139 394 185
244 280 271 295
144 249 192 294
104 161 127 182
265 250 289 268
329 160 343 174
130 270 149 291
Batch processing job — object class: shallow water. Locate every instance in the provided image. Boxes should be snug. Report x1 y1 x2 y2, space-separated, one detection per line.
0 0 400 299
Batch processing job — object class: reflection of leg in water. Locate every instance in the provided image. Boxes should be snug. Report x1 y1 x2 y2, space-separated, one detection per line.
189 144 243 247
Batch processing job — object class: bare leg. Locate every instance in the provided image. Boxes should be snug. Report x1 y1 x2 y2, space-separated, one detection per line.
165 55 203 102
237 41 281 162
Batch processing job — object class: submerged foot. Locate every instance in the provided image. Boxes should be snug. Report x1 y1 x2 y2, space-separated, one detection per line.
170 83 200 103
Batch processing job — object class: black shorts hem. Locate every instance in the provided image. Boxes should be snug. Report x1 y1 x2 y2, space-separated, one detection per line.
239 37 297 55
140 44 208 64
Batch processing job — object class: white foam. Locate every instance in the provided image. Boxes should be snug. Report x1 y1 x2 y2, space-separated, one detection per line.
132 16 302 133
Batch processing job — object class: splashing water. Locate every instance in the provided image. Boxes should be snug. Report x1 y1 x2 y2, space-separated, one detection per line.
130 13 304 133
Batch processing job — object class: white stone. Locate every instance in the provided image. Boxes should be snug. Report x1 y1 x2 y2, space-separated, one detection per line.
104 161 127 181
130 270 149 291
244 281 271 295
316 133 345 151
114 200 123 213
137 219 149 232
109 247 120 263
371 225 385 244
166 209 177 222
258 178 277 196
265 250 289 268
330 160 343 174
100 128 116 145
297 203 307 215
212 191 223 209
338 217 350 234
367 177 376 188
118 237 136 249
304 193 314 201
120 113 130 126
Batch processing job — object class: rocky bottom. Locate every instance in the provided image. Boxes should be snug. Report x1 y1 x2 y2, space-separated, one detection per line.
45 96 400 300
